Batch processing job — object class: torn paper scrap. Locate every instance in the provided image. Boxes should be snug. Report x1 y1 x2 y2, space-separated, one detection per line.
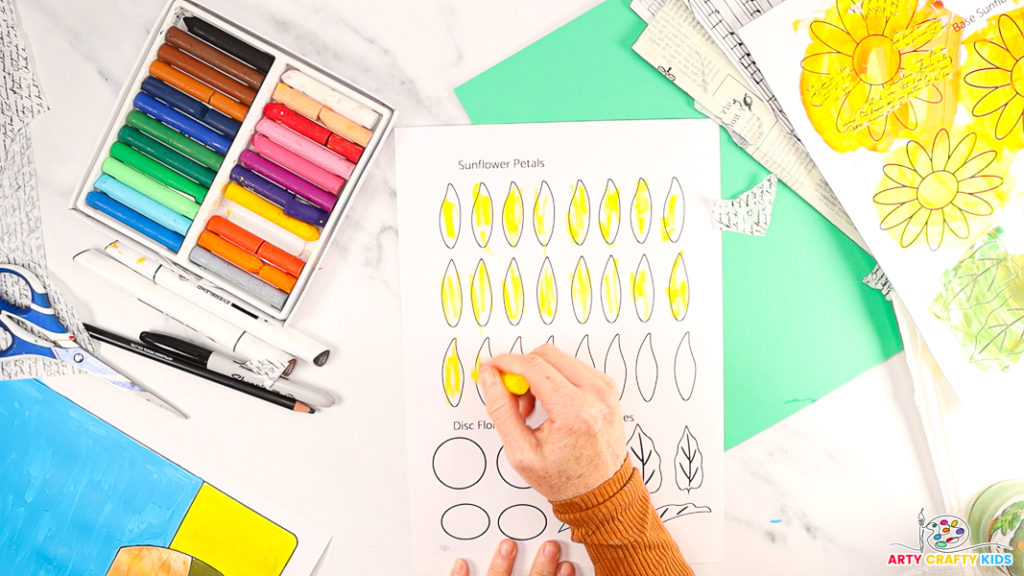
0 0 49 171
713 174 776 236
863 264 893 302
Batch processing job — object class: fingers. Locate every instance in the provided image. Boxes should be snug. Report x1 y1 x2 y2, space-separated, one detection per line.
528 541 562 576
450 558 469 576
517 393 536 420
480 365 538 452
486 539 518 576
486 352 581 412
556 562 575 576
530 345 616 396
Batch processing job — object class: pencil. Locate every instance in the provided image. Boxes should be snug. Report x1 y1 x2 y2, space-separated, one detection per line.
83 323 314 414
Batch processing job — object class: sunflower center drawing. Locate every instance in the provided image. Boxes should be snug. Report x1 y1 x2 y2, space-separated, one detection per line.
853 34 901 85
916 170 957 209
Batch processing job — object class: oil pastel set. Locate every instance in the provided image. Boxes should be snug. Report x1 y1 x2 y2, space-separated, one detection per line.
72 0 394 321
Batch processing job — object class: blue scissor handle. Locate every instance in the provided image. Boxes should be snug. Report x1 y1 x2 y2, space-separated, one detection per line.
0 264 68 336
0 313 59 360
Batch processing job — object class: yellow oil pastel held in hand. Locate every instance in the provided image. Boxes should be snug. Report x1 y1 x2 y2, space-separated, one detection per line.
442 338 464 407
567 179 590 245
662 177 685 242
503 258 525 326
470 258 493 326
599 178 621 245
631 178 652 243
471 182 493 248
533 180 555 246
503 182 524 247
470 364 530 396
440 259 463 327
633 254 654 322
439 183 461 249
570 256 592 323
537 256 558 325
601 255 621 323
667 252 690 321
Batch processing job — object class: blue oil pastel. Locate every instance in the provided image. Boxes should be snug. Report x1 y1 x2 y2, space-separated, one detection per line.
0 379 202 575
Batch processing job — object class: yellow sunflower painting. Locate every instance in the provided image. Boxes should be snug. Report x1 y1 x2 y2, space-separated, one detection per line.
962 9 1024 148
800 0 959 153
873 128 1012 250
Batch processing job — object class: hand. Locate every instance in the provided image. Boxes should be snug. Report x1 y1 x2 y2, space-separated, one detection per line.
450 539 574 576
479 344 626 502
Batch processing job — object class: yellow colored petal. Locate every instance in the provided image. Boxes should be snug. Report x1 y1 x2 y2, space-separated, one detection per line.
893 101 918 130
502 182 524 247
537 257 558 325
880 201 922 229
900 209 930 247
995 95 1024 139
599 179 621 245
925 210 945 250
874 186 919 205
955 149 996 179
802 51 846 74
946 133 977 173
943 205 970 238
442 338 464 408
567 180 590 246
471 182 493 248
667 252 690 321
906 139 932 175
601 256 621 323
439 184 461 249
899 18 942 52
958 175 1002 194
965 67 1012 89
931 130 950 170
662 177 685 243
533 180 555 247
867 109 888 142
570 257 592 324
811 20 856 55
952 193 994 215
470 259 492 327
837 80 870 131
999 14 1024 59
884 2 916 36
631 178 652 243
918 83 942 104
975 39 1017 71
503 258 524 326
838 2 868 41
883 163 923 187
440 260 463 327
973 85 1015 117
633 255 655 322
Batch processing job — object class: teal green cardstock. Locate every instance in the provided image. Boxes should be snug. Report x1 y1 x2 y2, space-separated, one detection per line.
455 0 903 449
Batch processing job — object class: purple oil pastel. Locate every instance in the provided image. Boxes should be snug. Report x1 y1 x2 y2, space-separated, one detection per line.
238 150 336 212
230 165 328 226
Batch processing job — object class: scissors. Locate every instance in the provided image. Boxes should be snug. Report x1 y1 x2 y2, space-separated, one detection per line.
0 264 187 418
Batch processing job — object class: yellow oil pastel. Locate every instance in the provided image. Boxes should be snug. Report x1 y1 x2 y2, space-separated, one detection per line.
503 258 525 326
798 0 958 152
470 259 493 326
440 260 463 327
534 181 555 246
662 177 685 242
568 179 591 245
633 255 654 322
570 256 593 323
599 178 621 245
471 182 493 248
442 338 464 407
537 257 558 325
169 483 296 576
667 252 690 321
961 9 1024 148
439 183 461 249
501 372 530 395
503 182 524 247
631 178 652 243
601 255 621 323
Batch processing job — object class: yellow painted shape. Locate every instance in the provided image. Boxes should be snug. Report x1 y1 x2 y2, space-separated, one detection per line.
667 252 690 321
570 257 592 323
568 180 590 245
537 258 558 325
442 338 463 407
169 483 296 576
439 184 460 248
503 259 525 325
599 179 621 245
662 177 684 242
471 182 493 248
601 256 621 323
633 256 654 322
470 259 492 326
440 260 462 327
534 181 554 246
503 183 524 247
631 178 652 242
961 9 1024 148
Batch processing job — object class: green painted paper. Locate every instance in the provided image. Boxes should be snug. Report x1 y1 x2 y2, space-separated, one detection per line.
455 0 903 449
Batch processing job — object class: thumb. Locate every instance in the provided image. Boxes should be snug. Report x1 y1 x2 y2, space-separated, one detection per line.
480 365 537 451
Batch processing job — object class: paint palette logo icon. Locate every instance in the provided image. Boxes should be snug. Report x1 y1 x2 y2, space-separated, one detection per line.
925 515 969 551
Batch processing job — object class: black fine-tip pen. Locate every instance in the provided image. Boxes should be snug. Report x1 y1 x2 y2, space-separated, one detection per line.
84 323 314 414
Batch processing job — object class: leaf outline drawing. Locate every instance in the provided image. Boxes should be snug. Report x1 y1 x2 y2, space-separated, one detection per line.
626 423 662 492
440 260 462 328
471 182 493 249
503 181 525 247
674 332 697 401
635 333 659 402
675 426 704 492
439 183 461 249
655 503 712 523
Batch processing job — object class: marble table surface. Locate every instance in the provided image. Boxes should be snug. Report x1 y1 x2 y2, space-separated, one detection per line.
16 0 942 573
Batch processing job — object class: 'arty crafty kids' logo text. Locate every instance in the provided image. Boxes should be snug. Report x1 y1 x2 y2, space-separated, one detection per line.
887 509 1013 567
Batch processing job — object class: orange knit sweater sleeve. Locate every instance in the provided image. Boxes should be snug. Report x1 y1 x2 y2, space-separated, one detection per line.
550 458 695 576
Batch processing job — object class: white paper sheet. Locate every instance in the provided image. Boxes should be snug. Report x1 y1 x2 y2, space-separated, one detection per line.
396 119 724 575
740 0 1024 402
